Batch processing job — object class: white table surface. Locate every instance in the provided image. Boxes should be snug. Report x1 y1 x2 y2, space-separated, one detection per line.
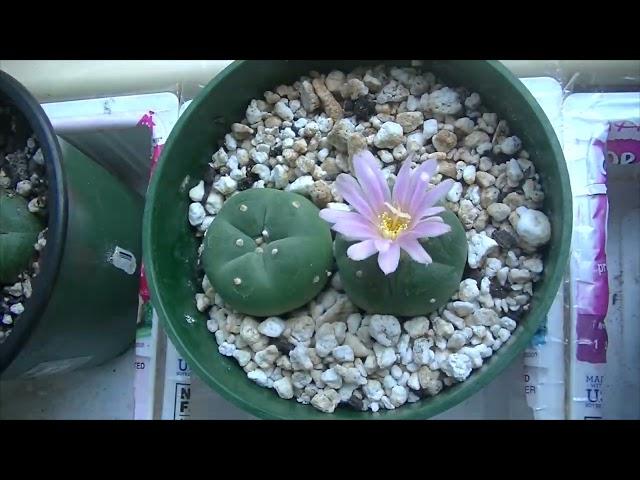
1 347 135 420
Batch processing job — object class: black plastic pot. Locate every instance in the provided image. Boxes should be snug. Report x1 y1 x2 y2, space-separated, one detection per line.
0 70 143 379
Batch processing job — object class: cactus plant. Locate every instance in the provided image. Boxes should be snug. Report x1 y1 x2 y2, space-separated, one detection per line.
334 209 468 317
0 189 43 284
201 188 334 317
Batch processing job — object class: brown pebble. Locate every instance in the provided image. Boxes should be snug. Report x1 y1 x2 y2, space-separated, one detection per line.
312 78 343 121
492 229 517 249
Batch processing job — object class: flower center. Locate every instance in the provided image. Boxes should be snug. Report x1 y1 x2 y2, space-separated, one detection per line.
378 203 411 240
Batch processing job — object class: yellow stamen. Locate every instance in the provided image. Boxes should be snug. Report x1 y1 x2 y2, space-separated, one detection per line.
384 202 411 220
378 205 411 240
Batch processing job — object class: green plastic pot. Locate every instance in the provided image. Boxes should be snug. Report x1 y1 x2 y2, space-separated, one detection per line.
0 70 143 378
143 60 572 419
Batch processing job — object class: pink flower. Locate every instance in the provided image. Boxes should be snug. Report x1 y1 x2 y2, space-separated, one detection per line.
319 150 454 275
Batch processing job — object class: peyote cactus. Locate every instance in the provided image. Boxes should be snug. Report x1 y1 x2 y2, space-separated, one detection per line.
0 189 43 284
201 188 334 317
334 209 467 317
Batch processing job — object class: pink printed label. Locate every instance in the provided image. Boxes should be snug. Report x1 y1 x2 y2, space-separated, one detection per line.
139 264 150 304
606 120 640 165
137 111 165 302
137 111 156 130
576 314 608 363
575 118 640 364
575 132 610 364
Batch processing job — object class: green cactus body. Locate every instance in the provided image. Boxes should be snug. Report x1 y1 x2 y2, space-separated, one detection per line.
0 189 43 284
334 210 468 317
202 188 334 317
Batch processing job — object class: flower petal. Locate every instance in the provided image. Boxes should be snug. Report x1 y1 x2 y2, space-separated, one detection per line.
374 238 392 252
409 180 455 221
403 160 438 216
319 208 357 224
409 159 437 193
420 179 454 211
409 218 452 238
419 206 445 219
422 214 444 222
419 159 438 179
353 150 391 212
332 219 379 241
391 156 414 209
347 239 379 261
335 174 377 221
398 237 433 264
377 242 400 275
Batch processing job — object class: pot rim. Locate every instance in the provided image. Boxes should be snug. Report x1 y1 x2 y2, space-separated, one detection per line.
143 60 572 419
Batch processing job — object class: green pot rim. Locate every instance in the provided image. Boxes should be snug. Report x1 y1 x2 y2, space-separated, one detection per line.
143 60 572 420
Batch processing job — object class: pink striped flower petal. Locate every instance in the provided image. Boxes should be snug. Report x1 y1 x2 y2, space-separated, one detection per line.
335 174 377 222
407 206 446 228
392 156 414 209
417 179 454 217
405 160 439 216
353 150 391 211
408 159 437 194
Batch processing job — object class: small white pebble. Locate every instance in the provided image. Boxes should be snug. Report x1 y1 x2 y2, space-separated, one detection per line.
9 303 25 315
188 180 205 202
247 369 270 387
258 317 286 338
462 165 477 184
407 373 421 391
213 175 237 195
446 182 463 202
218 342 236 357
500 317 517 331
273 377 294 399
206 319 218 333
198 216 214 232
32 149 44 165
390 385 408 407
332 345 355 362
16 180 32 197
188 203 206 226
195 293 211 312
497 328 512 343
